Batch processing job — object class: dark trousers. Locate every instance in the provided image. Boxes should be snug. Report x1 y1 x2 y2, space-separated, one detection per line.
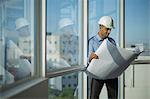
90 78 118 99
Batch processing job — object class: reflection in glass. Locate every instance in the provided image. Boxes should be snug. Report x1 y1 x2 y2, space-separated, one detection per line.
125 0 150 56
124 1 150 99
0 0 35 85
46 0 80 70
88 0 119 98
88 0 119 43
48 72 79 99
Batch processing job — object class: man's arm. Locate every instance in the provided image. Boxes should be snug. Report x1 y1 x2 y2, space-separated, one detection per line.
88 40 99 63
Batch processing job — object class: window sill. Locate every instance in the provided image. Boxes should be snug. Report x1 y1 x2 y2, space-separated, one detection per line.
0 77 47 99
46 65 86 78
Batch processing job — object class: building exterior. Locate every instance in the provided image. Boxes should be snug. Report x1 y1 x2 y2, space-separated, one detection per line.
47 34 78 93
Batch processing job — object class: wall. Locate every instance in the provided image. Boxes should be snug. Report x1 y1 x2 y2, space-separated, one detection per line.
9 79 48 99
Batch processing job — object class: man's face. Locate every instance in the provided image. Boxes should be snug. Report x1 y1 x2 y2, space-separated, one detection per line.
61 25 73 35
99 25 111 39
18 26 30 36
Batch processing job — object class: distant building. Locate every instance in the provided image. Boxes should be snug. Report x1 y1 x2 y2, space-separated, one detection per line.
62 72 78 91
126 42 150 56
47 35 61 62
47 34 78 92
18 37 32 57
49 77 62 91
60 34 78 65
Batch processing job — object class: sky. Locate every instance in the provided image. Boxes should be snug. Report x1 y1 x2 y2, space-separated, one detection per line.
125 0 150 43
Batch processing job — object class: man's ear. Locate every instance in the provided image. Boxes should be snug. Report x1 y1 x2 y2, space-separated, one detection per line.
99 25 102 29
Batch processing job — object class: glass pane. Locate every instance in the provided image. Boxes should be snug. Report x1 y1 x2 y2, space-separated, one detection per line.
46 0 81 71
0 1 3 85
0 0 36 85
125 0 150 98
88 0 120 44
125 0 150 56
88 0 120 98
48 72 80 99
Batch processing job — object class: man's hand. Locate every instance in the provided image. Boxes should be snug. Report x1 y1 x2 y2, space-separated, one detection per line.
20 55 31 62
89 52 99 62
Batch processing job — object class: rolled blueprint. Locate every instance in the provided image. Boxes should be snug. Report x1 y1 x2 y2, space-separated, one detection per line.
86 38 141 79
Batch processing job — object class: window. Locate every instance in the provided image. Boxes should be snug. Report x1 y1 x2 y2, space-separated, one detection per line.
0 0 3 85
46 0 82 71
124 0 150 98
88 0 120 43
48 72 80 99
125 0 150 56
46 1 83 99
0 0 36 85
88 0 120 98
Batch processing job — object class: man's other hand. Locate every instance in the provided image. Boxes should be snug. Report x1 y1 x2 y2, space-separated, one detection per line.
89 52 99 62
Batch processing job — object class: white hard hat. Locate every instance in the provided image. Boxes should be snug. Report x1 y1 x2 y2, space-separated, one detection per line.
58 18 74 29
98 16 114 29
15 18 29 30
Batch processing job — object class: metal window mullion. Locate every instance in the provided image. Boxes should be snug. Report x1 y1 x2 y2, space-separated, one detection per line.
119 0 125 99
78 0 83 99
41 0 46 77
83 0 88 99
35 0 46 77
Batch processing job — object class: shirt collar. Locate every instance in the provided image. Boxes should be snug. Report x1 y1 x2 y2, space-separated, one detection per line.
96 34 103 42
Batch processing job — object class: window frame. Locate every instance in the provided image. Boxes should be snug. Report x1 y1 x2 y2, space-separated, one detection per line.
45 0 85 77
45 0 86 99
0 0 44 98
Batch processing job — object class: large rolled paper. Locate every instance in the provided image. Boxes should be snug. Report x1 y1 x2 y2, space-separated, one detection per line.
86 39 140 79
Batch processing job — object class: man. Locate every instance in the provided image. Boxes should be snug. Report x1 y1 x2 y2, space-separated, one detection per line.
15 18 32 61
58 18 78 66
88 16 118 99
6 18 32 81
